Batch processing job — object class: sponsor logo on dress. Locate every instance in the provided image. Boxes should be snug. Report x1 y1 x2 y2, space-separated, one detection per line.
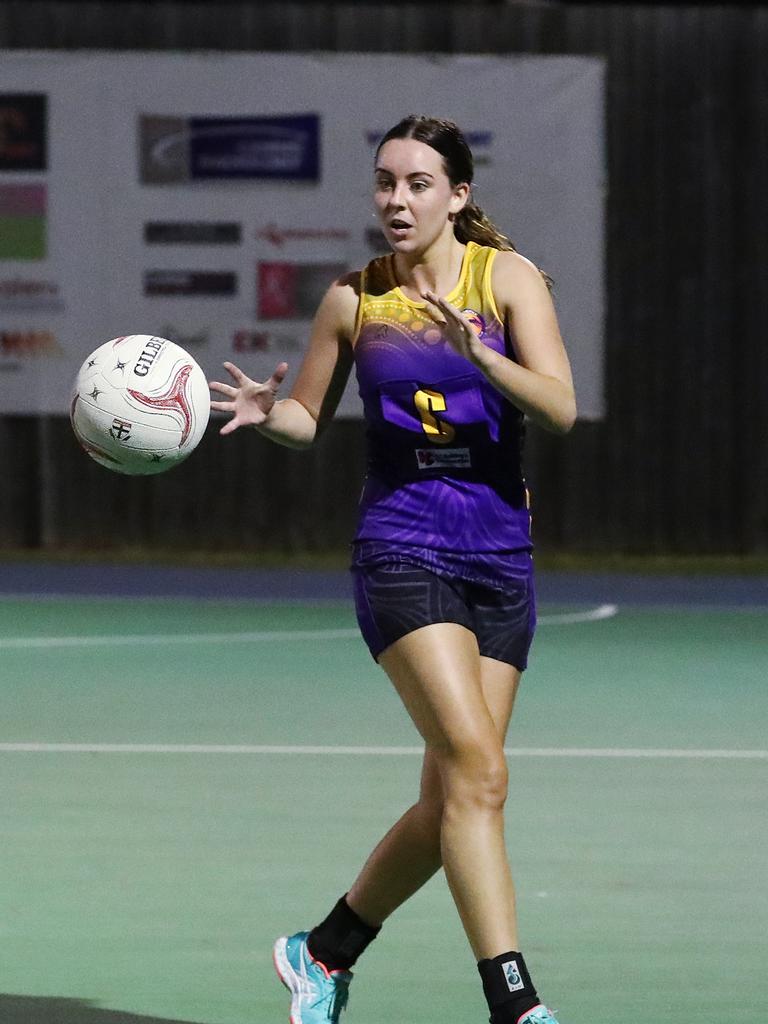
415 448 472 470
502 960 525 994
461 308 486 337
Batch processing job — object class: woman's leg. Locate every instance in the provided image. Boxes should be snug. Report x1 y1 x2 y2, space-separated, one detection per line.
366 621 520 959
346 647 520 928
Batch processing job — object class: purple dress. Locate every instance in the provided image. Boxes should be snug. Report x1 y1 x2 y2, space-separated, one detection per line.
351 241 533 590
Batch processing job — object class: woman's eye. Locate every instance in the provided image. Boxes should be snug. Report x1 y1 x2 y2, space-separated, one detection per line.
375 179 392 190
411 181 428 192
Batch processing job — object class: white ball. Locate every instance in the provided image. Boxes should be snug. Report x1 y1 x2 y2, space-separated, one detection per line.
71 334 210 475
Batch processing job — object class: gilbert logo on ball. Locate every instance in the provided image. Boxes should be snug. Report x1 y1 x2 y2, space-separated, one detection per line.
70 334 210 474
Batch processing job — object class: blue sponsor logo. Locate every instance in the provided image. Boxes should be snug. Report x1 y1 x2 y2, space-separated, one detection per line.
189 114 320 181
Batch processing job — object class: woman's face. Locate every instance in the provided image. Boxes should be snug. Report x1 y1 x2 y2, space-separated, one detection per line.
374 138 468 255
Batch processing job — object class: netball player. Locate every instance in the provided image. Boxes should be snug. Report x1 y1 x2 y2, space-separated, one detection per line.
210 115 576 1024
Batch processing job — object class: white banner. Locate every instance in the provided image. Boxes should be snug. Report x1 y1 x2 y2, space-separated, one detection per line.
0 51 605 417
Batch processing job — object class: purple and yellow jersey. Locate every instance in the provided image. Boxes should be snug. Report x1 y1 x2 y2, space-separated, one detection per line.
351 241 532 587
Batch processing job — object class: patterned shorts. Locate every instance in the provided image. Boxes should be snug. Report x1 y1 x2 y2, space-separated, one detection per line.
352 561 536 670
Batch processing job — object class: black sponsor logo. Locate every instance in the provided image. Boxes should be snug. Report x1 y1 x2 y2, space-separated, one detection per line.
109 418 133 441
144 221 242 245
133 337 165 377
0 94 47 171
143 270 237 297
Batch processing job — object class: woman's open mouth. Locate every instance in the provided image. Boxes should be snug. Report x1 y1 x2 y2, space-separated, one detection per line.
389 219 412 238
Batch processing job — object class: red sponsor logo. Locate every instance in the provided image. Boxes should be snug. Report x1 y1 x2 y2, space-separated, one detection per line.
258 263 297 319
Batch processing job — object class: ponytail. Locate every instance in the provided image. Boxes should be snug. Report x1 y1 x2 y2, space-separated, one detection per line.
454 200 516 252
454 200 553 291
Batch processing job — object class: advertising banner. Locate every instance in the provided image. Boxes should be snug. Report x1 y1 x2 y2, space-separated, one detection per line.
0 52 605 417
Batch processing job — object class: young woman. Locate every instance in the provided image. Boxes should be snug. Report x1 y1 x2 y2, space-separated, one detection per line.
210 115 576 1024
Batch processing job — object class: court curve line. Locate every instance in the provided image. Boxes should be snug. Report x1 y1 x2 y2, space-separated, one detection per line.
0 742 764 760
0 604 618 650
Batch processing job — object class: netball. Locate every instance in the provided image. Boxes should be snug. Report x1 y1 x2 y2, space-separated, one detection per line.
70 334 210 475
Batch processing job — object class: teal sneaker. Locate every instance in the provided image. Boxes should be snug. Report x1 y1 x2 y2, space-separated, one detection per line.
273 931 352 1024
517 1006 560 1024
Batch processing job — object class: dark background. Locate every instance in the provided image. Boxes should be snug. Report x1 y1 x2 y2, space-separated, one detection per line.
1 2 766 560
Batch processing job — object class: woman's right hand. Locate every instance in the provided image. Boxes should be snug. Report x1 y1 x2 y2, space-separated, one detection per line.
209 360 288 436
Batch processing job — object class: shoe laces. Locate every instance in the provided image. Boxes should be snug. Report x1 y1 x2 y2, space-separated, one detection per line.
328 980 349 1021
306 968 349 1023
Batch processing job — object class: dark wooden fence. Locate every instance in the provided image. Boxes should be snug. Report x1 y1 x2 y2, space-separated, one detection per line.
1 2 766 555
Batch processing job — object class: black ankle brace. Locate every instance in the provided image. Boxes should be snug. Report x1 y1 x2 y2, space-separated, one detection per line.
477 950 539 1023
307 895 381 971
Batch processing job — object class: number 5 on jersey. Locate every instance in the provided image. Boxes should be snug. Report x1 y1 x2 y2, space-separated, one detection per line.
413 388 456 445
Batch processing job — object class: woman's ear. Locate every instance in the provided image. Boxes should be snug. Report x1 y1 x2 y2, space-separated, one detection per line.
449 182 471 216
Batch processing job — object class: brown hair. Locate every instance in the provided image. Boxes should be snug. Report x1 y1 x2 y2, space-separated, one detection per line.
377 115 552 288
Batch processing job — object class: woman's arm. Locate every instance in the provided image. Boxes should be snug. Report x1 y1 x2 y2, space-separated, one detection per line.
210 274 358 449
424 251 576 434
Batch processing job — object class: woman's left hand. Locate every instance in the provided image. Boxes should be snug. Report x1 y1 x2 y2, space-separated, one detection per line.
422 291 487 366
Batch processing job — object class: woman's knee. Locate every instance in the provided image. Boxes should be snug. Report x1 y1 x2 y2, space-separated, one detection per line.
435 740 509 812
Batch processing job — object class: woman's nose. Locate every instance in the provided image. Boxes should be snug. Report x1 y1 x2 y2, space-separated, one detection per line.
390 184 407 208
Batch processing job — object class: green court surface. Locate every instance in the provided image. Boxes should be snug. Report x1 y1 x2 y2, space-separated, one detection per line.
1 596 766 1024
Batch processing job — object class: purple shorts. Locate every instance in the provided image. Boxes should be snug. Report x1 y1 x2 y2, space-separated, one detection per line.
352 561 536 670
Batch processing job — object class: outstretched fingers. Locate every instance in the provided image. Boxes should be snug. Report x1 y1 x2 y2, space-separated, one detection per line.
209 380 237 398
222 360 250 385
269 361 289 390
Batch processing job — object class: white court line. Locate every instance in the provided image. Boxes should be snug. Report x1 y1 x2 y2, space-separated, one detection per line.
0 627 360 650
0 604 618 650
537 603 617 625
0 743 764 759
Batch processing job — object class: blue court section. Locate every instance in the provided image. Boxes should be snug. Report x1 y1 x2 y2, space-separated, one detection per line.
1 562 766 1024
2 560 768 605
